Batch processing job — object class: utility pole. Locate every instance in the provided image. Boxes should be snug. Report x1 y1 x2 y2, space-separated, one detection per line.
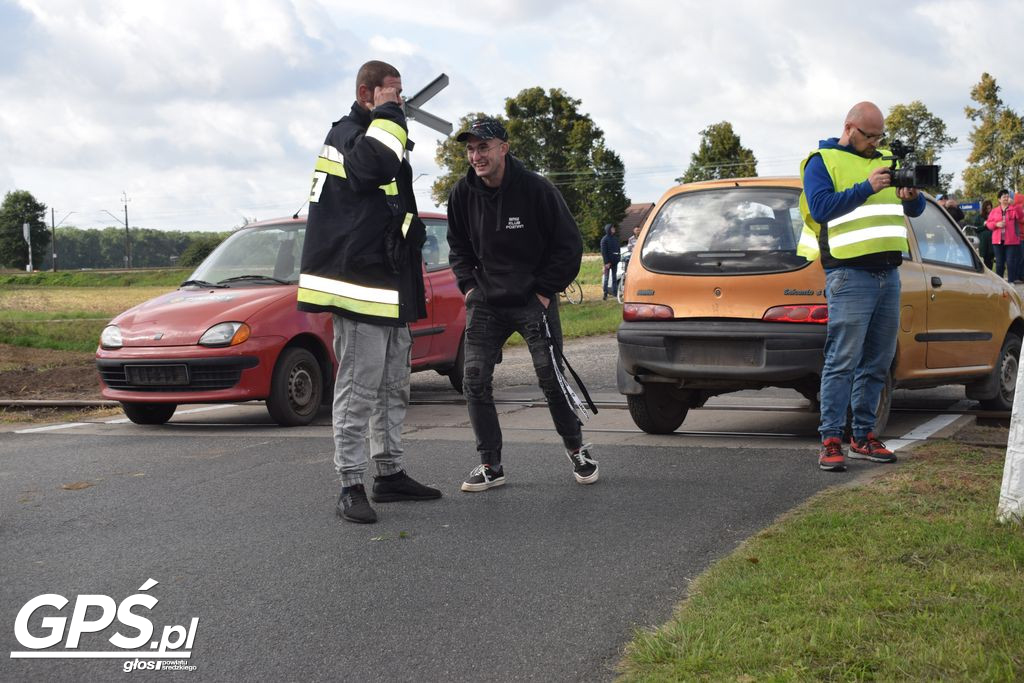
122 191 131 269
50 209 76 272
51 208 56 271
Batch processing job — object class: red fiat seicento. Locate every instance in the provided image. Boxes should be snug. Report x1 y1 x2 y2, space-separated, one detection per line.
95 213 466 426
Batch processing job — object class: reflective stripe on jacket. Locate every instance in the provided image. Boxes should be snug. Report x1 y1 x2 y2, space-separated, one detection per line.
298 101 426 326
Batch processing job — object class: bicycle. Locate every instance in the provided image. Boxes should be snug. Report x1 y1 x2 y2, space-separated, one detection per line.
559 278 583 305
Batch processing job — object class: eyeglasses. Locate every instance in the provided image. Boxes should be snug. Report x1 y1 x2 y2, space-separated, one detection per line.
856 127 885 142
466 142 501 156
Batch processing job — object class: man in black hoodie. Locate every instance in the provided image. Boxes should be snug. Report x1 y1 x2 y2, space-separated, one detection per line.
446 118 598 492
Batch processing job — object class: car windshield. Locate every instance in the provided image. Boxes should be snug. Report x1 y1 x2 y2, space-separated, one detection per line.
187 222 304 286
641 187 808 274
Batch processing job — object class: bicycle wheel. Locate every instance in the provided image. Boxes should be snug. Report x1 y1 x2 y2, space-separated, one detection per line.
616 277 625 304
563 279 583 304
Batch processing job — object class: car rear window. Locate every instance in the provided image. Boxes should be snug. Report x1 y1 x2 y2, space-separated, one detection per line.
641 187 809 275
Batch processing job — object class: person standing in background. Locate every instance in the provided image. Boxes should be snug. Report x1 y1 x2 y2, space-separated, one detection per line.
975 199 994 269
987 190 1023 283
600 223 621 300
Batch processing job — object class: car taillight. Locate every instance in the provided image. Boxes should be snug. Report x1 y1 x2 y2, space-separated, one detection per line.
623 303 674 321
762 304 828 324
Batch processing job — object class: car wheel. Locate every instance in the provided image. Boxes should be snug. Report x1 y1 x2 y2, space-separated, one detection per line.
626 384 692 434
266 347 323 426
121 402 176 425
446 336 465 394
978 332 1021 411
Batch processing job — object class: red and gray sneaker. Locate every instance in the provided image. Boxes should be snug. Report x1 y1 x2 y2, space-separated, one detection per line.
849 433 897 463
817 437 846 472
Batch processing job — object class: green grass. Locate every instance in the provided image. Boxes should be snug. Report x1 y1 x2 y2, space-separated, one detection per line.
0 320 106 352
0 255 624 352
619 442 1024 681
0 286 179 353
0 269 189 287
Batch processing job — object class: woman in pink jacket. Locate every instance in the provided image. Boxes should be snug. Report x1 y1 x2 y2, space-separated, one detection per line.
987 189 1023 282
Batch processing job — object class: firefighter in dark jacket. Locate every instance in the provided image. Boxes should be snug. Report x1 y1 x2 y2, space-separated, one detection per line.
298 60 440 524
446 118 599 493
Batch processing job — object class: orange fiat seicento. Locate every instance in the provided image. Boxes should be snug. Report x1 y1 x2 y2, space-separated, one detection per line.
616 177 1024 434
96 213 466 427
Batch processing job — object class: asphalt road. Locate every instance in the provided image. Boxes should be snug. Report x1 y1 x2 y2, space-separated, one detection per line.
0 333 976 681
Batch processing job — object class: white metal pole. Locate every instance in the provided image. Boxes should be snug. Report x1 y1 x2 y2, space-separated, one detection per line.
998 357 1024 524
23 222 32 272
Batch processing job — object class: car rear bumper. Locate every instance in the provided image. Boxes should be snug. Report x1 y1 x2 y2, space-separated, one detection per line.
616 320 826 393
95 337 281 404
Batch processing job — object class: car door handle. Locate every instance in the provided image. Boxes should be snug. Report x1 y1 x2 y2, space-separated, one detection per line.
931 276 943 288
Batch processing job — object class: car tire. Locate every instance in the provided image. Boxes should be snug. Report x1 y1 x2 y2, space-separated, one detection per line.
446 336 465 394
266 347 322 427
121 402 176 425
977 332 1021 411
626 384 692 434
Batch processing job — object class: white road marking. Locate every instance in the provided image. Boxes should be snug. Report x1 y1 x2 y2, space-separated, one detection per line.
15 422 89 434
887 413 964 452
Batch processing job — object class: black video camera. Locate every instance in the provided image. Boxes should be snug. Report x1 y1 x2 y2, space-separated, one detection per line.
882 140 940 189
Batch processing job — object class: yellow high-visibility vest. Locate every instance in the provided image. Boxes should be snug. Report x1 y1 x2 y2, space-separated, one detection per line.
797 148 907 261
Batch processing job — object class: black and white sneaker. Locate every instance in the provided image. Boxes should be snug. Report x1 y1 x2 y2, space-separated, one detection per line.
460 464 505 492
566 444 599 484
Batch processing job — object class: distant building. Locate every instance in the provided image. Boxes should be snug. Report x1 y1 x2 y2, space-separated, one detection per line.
616 203 655 238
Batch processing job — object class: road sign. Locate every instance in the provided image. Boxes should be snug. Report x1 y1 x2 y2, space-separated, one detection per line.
404 73 452 136
959 201 981 212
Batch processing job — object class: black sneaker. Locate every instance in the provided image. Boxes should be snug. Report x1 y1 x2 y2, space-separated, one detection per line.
566 444 599 484
460 464 505 492
371 471 442 502
336 484 377 524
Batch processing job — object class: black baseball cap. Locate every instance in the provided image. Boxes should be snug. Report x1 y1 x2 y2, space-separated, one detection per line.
456 118 508 142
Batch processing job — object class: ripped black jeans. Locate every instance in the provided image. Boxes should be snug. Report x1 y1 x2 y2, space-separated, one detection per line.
462 292 583 466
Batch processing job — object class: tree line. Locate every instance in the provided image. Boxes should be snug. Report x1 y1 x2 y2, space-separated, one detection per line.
0 192 227 271
3 72 1020 265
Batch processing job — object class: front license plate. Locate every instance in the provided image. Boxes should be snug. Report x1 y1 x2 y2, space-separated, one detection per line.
125 364 189 386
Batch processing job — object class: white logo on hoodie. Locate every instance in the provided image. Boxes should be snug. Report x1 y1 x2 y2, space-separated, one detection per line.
505 216 524 230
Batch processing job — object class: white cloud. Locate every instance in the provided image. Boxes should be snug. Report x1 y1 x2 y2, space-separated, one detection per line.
369 35 419 57
1 0 1021 232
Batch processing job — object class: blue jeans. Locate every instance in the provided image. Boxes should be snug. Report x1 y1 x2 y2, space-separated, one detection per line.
993 243 1021 282
331 316 411 487
603 265 618 297
462 293 583 466
819 267 900 441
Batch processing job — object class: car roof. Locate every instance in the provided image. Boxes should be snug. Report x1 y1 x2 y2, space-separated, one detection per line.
662 175 801 196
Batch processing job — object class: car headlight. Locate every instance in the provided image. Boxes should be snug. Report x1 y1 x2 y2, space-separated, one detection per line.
100 325 123 349
199 322 251 347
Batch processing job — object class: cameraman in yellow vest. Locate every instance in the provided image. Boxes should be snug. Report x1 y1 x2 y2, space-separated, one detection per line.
798 102 925 472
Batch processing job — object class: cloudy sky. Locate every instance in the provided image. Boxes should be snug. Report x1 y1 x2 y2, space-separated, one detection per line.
1 0 1020 232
